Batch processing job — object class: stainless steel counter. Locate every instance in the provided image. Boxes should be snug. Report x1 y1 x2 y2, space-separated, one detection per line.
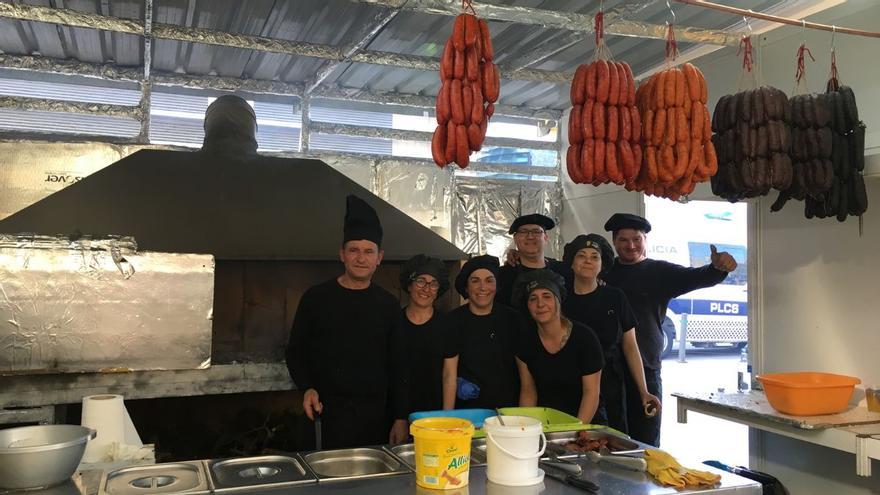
230 462 761 495
73 460 759 495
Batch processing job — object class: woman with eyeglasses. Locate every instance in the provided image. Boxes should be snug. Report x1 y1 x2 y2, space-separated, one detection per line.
395 255 458 421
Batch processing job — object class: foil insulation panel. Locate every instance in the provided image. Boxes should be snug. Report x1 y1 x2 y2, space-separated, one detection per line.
377 160 453 241
453 180 561 259
0 235 214 374
0 141 144 221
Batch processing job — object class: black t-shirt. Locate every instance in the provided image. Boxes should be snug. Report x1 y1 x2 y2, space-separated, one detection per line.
395 310 457 414
285 278 407 419
603 259 727 369
450 303 525 409
562 285 637 374
496 258 571 308
517 321 604 419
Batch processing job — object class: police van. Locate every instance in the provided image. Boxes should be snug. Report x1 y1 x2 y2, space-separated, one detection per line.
644 198 748 357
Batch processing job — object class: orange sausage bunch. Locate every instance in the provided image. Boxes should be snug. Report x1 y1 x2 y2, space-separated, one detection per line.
634 64 718 200
431 14 499 168
566 60 642 186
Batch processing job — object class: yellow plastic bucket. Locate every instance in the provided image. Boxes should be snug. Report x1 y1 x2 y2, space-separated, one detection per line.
410 417 475 490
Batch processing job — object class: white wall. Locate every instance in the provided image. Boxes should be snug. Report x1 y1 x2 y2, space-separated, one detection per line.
693 3 880 492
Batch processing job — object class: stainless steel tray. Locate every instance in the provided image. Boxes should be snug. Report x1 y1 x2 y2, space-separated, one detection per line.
301 447 410 482
544 430 642 459
100 462 210 495
206 455 316 492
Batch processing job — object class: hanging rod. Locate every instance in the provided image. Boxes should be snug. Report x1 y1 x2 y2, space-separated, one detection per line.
674 0 880 39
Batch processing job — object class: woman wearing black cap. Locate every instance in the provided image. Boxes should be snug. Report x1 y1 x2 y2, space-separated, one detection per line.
561 234 661 433
449 255 525 410
514 269 604 423
395 255 458 419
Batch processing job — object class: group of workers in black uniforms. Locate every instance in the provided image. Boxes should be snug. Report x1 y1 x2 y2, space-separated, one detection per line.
286 195 737 449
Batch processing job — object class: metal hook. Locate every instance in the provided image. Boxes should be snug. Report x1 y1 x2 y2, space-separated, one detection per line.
666 0 676 26
831 24 836 50
801 18 807 42
742 15 752 36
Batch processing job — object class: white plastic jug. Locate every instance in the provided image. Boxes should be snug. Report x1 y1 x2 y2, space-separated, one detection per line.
484 415 546 486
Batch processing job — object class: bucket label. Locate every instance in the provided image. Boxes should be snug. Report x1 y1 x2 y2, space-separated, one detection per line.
447 455 469 470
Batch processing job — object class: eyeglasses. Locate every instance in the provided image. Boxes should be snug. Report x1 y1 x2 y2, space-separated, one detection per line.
412 278 441 291
515 228 545 237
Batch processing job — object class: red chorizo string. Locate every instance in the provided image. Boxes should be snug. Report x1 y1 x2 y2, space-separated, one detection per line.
665 23 679 61
827 48 839 90
795 42 815 84
461 0 475 15
594 11 604 46
738 35 754 72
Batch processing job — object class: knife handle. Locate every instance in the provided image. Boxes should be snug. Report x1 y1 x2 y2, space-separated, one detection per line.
566 475 599 492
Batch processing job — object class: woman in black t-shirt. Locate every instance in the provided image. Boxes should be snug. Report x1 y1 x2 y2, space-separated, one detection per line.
450 255 524 410
561 234 661 433
396 255 459 416
513 269 604 423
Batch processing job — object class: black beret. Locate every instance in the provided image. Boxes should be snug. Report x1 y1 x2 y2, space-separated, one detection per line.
455 255 500 299
563 234 614 275
343 195 383 247
512 269 567 309
400 254 450 296
508 214 556 235
604 213 651 234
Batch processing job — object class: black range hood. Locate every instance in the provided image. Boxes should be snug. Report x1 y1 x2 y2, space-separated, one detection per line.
0 149 465 261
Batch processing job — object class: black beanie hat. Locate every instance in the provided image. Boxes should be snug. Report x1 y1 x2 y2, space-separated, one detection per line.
400 254 450 296
454 255 501 299
563 233 614 275
511 269 566 309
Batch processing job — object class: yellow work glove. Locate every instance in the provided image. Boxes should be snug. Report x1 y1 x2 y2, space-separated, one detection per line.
645 449 721 488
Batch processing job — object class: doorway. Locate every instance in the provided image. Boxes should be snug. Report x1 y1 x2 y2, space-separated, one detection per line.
643 196 749 466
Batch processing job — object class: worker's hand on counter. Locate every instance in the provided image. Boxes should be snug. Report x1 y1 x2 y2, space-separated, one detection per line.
642 392 662 417
710 244 738 272
389 419 409 445
303 388 323 420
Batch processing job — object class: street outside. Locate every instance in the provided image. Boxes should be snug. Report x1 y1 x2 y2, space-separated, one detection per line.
658 348 749 467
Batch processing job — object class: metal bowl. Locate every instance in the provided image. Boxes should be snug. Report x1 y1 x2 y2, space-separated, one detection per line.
0 424 96 490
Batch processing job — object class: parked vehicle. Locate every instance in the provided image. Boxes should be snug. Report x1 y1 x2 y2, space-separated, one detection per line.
645 198 748 358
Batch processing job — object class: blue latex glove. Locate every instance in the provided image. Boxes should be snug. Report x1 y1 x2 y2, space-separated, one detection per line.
457 377 480 400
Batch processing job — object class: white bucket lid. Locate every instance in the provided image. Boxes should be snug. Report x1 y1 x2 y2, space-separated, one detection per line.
483 416 543 437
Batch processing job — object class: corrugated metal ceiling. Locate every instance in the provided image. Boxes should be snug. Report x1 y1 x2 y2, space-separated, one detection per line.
0 0 783 110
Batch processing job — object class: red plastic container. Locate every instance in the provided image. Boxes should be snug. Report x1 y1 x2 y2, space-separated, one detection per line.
757 372 861 416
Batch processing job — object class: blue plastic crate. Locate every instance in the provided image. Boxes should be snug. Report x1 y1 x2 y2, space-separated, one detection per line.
408 408 495 428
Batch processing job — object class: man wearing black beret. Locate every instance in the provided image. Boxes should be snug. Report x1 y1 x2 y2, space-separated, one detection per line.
286 195 408 448
448 255 525 410
496 213 569 308
602 213 737 447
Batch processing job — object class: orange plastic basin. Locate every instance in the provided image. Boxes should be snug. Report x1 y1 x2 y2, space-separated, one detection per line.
756 372 861 416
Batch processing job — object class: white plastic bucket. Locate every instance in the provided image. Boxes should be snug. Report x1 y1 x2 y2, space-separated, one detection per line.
483 415 546 486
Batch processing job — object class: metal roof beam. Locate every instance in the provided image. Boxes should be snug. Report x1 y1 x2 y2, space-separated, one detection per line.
305 6 401 93
0 54 560 119
0 2 568 84
0 95 143 120
350 0 740 46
